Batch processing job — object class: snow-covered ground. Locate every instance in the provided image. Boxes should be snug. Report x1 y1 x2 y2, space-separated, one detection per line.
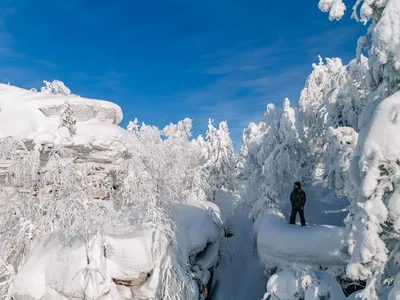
211 207 267 300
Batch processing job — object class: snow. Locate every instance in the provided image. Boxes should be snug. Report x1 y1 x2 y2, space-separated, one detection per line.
318 0 346 21
265 269 298 300
0 84 130 165
342 91 400 296
172 197 222 253
255 214 346 274
0 84 122 124
211 208 267 300
264 265 346 300
358 91 400 164
11 200 221 300
11 231 153 300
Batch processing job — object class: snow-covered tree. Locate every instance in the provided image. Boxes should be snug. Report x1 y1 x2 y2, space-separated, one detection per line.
343 95 400 299
250 99 305 219
318 1 400 298
192 134 209 166
205 118 218 162
319 0 400 101
299 56 347 181
127 117 140 135
116 118 205 300
205 119 235 202
238 122 264 185
59 100 77 138
40 80 76 96
323 126 358 197
326 55 369 129
0 259 14 300
0 136 115 278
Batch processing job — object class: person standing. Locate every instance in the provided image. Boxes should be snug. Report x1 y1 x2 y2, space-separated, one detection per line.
290 181 306 226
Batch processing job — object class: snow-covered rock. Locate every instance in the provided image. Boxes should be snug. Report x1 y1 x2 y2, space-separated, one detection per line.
11 200 221 300
0 84 133 166
172 198 222 254
12 231 153 300
255 214 346 275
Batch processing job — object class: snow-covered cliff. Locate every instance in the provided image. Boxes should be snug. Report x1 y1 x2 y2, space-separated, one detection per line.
0 83 134 165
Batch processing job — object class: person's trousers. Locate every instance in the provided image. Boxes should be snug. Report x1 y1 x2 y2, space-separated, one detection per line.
290 207 306 226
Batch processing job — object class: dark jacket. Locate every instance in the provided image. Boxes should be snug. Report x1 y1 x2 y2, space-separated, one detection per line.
290 186 306 209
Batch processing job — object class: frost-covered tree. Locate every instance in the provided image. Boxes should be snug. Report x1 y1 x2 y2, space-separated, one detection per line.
250 99 305 219
0 139 41 270
127 117 140 135
239 122 265 189
205 119 235 202
319 0 400 100
59 100 77 138
299 56 347 180
0 259 14 300
40 80 77 96
343 95 400 299
247 104 281 219
116 118 205 300
318 1 400 298
323 126 358 197
326 55 369 129
0 137 114 283
192 134 209 166
205 118 218 161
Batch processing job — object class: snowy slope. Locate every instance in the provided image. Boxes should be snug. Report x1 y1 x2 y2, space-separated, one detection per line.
11 200 222 300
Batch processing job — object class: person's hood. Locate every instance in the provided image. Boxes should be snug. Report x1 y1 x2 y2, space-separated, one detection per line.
294 181 301 189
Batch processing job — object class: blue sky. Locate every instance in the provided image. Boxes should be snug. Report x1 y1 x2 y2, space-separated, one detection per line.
0 0 365 147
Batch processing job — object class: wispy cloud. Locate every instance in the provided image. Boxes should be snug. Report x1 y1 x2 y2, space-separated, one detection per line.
199 40 287 75
177 25 359 147
182 40 307 115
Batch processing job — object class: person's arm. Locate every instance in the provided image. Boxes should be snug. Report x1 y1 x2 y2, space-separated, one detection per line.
301 191 306 208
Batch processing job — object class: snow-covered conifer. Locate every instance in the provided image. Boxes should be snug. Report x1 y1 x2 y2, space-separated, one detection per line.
59 100 77 138
299 56 347 180
127 118 140 135
327 55 369 129
251 99 305 219
323 126 358 197
205 119 235 202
